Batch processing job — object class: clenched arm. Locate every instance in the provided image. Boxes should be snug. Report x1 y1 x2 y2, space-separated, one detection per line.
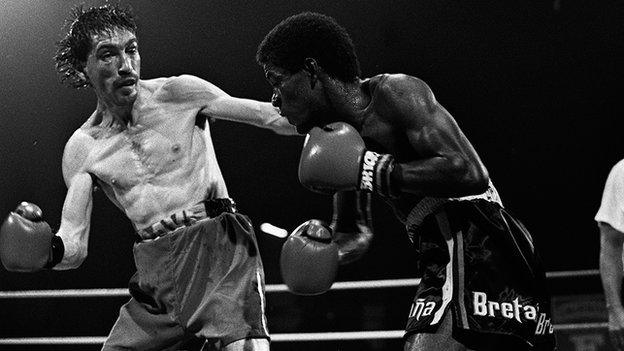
388 75 489 197
331 191 373 264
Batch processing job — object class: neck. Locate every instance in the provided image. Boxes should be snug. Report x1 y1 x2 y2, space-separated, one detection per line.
94 89 140 129
323 78 369 129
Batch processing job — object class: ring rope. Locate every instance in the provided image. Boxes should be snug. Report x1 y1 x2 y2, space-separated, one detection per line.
0 269 607 345
0 323 610 345
0 269 599 299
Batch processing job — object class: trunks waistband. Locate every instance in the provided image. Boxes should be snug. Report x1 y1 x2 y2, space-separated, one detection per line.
136 198 237 240
405 179 502 231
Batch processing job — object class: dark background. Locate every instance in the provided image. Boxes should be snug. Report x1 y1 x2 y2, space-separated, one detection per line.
0 0 622 349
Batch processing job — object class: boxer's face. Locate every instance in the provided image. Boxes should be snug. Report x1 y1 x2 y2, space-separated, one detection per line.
83 28 140 108
264 63 328 133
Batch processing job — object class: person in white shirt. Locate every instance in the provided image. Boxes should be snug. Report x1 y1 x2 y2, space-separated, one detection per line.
597 159 624 350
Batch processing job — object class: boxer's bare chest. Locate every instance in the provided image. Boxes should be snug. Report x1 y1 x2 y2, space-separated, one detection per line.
360 110 415 162
85 101 203 191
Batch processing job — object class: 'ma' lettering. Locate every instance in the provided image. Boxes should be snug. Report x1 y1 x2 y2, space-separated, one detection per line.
408 299 436 321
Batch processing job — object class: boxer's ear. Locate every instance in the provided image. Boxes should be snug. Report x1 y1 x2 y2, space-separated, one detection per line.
75 65 91 88
304 58 319 89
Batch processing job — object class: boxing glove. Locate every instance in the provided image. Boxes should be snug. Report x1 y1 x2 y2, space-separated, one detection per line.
298 122 401 198
0 202 64 272
280 220 339 295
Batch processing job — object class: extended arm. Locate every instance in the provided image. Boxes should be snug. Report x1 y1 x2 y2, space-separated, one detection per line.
204 95 297 135
179 75 297 135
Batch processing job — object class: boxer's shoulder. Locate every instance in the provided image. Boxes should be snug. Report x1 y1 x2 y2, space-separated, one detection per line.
610 158 624 175
159 75 206 94
62 128 95 182
138 77 169 93
156 75 223 104
371 74 433 104
364 73 434 129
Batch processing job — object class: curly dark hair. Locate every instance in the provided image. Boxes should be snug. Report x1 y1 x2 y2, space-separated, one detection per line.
54 4 137 89
256 12 360 82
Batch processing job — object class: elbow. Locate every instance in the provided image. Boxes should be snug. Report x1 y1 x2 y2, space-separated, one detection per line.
467 165 489 194
56 242 88 270
451 156 489 195
75 249 88 268
71 243 89 268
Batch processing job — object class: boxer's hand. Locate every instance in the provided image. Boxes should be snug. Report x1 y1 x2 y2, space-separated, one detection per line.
280 219 339 295
298 122 400 198
0 202 64 272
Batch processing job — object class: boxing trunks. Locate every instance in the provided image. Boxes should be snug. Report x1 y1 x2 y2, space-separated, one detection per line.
403 185 556 350
102 198 269 350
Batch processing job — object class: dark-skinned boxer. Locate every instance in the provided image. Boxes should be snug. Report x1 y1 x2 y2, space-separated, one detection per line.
259 12 556 351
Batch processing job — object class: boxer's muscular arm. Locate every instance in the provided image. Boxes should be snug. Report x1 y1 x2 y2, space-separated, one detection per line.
331 191 373 264
53 131 94 270
179 75 298 135
386 75 489 197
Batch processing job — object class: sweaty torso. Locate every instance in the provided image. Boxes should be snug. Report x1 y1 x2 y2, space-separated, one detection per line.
75 77 227 230
358 74 425 221
358 74 500 223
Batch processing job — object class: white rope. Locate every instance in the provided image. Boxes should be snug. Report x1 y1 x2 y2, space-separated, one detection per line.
0 337 107 345
270 330 405 341
0 279 423 299
0 269 606 345
0 323 610 345
545 269 599 278
0 270 598 299
0 288 129 299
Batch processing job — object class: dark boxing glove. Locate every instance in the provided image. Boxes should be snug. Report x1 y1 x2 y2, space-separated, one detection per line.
280 220 339 295
298 122 401 197
0 202 64 272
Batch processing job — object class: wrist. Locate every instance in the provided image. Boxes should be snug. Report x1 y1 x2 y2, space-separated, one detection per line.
359 151 401 198
45 235 65 269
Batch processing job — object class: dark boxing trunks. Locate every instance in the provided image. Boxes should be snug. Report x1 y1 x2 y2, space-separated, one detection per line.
404 199 556 351
103 203 268 350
